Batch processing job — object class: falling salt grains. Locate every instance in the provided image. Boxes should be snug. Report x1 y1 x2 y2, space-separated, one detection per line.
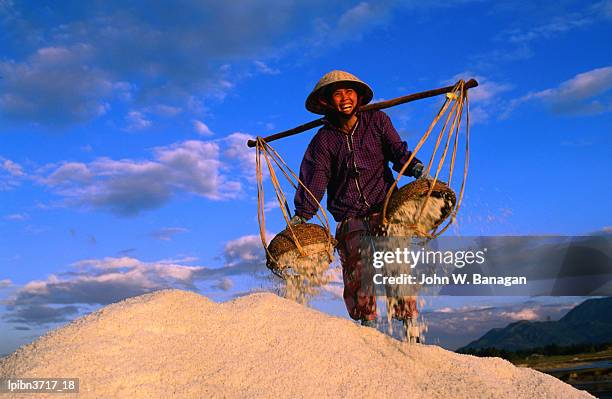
382 195 454 343
386 196 448 237
272 243 334 305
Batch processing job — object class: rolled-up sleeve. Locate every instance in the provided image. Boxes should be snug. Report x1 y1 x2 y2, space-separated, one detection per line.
379 112 421 176
294 134 330 219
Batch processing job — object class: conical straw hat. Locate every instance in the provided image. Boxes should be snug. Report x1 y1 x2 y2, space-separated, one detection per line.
305 70 373 115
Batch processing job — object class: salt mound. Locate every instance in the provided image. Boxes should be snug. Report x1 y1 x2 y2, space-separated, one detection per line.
0 290 593 398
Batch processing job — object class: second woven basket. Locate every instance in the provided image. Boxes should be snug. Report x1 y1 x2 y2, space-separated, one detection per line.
386 179 456 237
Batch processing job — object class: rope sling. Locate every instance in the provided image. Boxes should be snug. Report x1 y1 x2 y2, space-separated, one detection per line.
254 137 334 278
382 79 470 239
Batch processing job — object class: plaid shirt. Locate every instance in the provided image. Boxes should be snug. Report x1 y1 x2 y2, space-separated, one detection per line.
294 110 421 222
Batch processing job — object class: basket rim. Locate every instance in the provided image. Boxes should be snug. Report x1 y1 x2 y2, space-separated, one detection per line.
266 223 336 271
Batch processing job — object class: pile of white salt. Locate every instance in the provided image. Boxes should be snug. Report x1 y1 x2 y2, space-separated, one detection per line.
0 290 593 398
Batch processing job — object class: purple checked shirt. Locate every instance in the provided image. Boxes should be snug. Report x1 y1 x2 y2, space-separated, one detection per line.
294 109 421 222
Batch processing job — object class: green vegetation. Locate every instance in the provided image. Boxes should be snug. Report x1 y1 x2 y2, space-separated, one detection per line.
458 344 612 398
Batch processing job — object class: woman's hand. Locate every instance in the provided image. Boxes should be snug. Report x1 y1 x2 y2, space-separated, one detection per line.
410 162 431 180
288 215 307 227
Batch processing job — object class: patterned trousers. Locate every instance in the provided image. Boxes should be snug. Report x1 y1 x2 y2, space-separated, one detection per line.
335 212 418 321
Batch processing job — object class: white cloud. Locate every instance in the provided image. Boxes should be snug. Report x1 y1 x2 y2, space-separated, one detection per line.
499 308 540 321
4 304 79 325
254 60 280 75
425 302 578 337
433 305 490 314
313 2 392 45
150 104 182 117
508 66 612 116
150 227 189 241
0 1 498 128
505 16 592 44
467 106 490 125
264 200 280 213
449 73 513 124
534 66 612 100
0 279 12 288
473 2 610 68
73 257 144 270
44 162 92 186
212 277 234 291
502 0 612 46
1 227 341 326
493 2 612 54
193 119 214 136
455 75 513 104
0 2 324 126
154 140 240 199
224 234 267 267
1 158 25 176
320 283 343 300
1 230 276 325
222 132 260 181
37 139 241 216
338 2 375 31
4 213 29 221
218 232 280 281
125 111 152 131
0 44 113 125
0 157 25 190
319 264 344 299
2 256 209 326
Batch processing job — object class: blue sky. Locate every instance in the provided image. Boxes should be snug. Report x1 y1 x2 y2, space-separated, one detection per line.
0 1 611 353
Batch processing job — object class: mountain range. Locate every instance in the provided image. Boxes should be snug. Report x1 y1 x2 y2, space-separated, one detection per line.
458 297 612 352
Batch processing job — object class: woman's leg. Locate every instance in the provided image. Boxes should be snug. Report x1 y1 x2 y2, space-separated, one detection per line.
336 223 377 321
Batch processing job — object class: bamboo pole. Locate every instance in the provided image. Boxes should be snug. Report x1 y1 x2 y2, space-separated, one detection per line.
246 79 478 147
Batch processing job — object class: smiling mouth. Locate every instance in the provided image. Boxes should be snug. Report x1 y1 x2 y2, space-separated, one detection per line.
340 103 353 112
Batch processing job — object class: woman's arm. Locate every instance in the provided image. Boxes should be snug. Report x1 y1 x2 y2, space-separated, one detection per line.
294 134 331 219
379 111 423 177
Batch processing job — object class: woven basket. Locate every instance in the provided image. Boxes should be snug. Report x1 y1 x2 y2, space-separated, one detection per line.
266 223 336 273
387 179 456 231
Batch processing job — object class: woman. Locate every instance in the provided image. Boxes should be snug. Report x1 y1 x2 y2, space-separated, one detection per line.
291 70 426 338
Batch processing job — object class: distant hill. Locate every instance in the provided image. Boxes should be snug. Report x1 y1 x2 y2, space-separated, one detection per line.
559 296 612 324
458 297 612 352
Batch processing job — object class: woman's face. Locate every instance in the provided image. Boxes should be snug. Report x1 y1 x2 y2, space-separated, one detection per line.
329 84 359 116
